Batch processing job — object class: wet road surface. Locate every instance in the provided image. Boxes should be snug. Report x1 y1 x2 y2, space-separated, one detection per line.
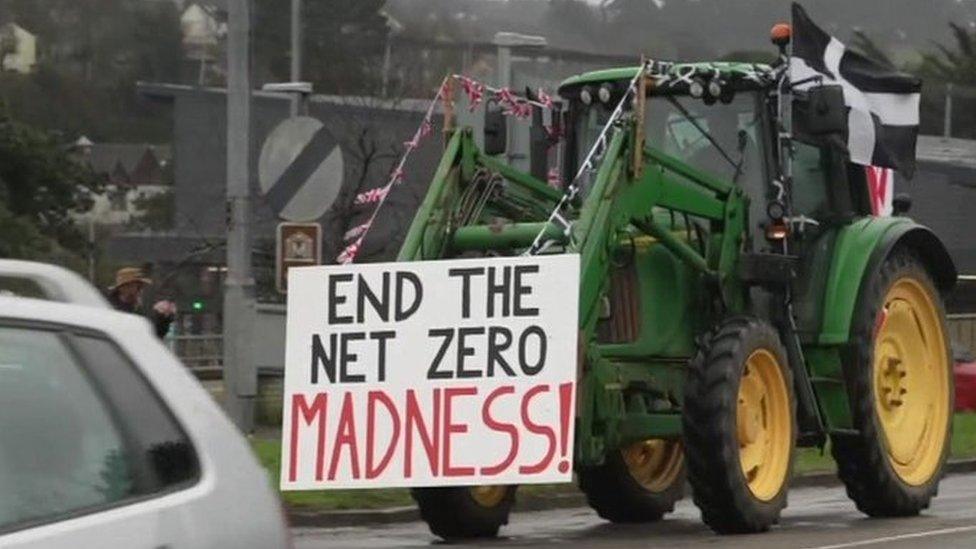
292 472 976 548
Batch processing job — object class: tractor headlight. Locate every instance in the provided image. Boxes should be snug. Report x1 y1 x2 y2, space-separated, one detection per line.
708 79 723 99
598 84 613 104
580 86 593 105
689 79 705 99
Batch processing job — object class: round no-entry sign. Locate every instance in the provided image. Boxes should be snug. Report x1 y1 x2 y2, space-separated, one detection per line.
259 116 344 222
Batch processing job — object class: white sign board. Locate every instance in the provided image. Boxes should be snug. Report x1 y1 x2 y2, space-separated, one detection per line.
281 255 579 490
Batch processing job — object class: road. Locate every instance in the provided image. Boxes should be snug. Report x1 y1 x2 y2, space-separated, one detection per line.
291 472 976 548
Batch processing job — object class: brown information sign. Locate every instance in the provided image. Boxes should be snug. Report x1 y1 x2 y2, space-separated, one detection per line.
276 222 322 293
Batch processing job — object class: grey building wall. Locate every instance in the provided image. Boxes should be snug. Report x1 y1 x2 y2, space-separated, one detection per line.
157 85 446 264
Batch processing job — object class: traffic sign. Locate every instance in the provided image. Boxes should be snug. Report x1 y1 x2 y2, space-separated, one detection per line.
276 222 322 293
259 116 344 222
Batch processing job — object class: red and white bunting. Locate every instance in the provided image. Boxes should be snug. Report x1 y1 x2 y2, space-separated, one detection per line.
343 222 370 242
495 87 532 119
538 88 554 110
459 76 485 111
354 186 388 205
337 238 361 265
546 167 562 189
339 75 560 265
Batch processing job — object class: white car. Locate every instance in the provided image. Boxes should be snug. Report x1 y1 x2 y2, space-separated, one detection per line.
0 261 290 548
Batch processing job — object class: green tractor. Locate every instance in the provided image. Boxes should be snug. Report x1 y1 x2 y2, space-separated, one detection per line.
399 38 957 540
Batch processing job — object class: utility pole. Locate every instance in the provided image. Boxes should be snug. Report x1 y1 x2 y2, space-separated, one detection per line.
87 218 96 283
224 0 257 431
944 83 953 140
290 0 302 116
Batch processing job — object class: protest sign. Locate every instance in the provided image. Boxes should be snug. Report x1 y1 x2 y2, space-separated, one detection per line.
280 255 579 490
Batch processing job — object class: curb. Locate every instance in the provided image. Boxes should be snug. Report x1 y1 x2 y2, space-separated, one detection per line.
286 458 976 528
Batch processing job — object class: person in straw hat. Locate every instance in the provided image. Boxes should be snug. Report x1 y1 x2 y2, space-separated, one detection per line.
107 266 176 338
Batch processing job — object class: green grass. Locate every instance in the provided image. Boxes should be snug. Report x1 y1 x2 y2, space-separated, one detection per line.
250 438 412 510
254 412 976 511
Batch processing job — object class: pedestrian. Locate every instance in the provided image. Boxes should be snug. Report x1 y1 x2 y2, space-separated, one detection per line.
107 266 177 339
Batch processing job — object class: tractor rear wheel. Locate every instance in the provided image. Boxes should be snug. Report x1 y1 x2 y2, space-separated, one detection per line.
683 316 796 534
831 251 952 517
578 439 685 522
411 485 516 540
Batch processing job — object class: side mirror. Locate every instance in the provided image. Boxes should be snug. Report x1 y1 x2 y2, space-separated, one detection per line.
803 85 846 135
483 99 507 156
529 104 548 181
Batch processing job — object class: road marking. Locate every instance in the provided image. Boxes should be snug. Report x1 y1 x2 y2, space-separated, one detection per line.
805 525 976 549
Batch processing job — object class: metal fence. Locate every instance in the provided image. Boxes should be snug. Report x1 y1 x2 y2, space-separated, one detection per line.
170 334 223 375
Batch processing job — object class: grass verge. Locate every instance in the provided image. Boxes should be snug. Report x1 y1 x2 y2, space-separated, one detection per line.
253 412 976 511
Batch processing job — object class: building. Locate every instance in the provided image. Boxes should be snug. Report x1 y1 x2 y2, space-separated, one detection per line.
72 138 172 227
0 22 36 74
180 1 227 84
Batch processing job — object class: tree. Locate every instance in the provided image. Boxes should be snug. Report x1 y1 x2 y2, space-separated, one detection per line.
919 22 976 86
128 189 175 231
0 108 99 252
916 23 976 138
0 24 16 71
0 199 84 269
255 0 390 96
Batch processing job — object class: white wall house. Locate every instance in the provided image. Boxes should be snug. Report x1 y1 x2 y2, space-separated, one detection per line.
1 22 37 74
71 138 172 227
181 3 225 61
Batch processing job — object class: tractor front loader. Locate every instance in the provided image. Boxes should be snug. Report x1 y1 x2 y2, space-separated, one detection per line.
398 39 957 541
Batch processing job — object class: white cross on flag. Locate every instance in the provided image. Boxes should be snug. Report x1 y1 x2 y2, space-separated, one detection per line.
790 3 921 178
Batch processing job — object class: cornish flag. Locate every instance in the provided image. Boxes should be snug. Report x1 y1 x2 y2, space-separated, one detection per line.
791 3 921 177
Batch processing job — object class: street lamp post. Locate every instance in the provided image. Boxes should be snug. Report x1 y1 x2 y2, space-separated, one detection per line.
492 32 547 171
290 0 302 116
224 0 257 431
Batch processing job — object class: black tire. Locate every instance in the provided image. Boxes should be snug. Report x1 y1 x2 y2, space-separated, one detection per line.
577 441 685 523
831 251 953 517
683 316 796 534
411 485 516 540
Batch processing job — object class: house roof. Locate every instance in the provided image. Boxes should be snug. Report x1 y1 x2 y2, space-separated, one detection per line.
85 143 170 185
88 144 151 176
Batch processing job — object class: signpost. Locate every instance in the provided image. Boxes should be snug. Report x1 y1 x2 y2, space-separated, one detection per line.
280 255 579 490
258 116 344 222
276 222 321 293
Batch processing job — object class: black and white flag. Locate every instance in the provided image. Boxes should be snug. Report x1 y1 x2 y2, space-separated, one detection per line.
791 3 921 177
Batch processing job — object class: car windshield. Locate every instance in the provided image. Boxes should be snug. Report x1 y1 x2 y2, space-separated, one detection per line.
573 91 765 201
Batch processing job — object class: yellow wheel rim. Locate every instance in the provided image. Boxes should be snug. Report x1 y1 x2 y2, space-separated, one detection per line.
621 439 683 492
737 349 792 501
873 277 950 486
469 485 508 507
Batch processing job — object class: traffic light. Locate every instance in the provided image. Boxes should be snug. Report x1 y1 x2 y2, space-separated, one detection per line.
191 299 205 312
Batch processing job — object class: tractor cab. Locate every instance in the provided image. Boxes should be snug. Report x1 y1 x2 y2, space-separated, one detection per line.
557 63 778 247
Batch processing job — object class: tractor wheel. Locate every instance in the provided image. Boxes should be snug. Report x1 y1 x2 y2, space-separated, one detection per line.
831 251 952 517
683 316 796 534
578 439 685 522
411 485 516 540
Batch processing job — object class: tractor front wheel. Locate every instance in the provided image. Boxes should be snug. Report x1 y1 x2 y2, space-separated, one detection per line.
411 485 516 540
832 251 952 516
683 316 796 534
578 439 685 522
